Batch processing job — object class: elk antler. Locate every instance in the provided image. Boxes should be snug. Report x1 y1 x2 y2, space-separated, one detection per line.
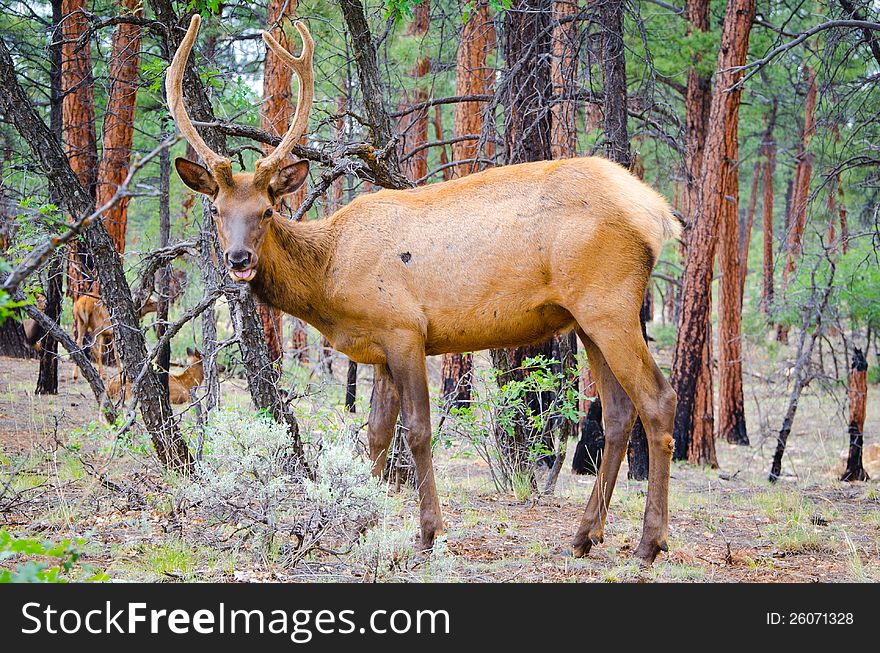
253 21 314 185
165 15 233 184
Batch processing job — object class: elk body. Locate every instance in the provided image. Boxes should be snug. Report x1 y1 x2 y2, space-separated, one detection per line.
72 293 157 382
108 347 203 404
167 15 681 563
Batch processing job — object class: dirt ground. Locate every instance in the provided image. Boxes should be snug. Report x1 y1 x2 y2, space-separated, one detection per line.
1 351 878 583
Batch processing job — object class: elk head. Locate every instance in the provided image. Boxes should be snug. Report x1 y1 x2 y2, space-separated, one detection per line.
165 15 313 283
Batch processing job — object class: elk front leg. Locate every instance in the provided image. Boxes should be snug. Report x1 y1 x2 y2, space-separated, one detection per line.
385 341 444 549
367 363 400 477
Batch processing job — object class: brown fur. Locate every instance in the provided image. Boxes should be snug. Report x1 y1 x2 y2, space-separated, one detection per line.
22 294 47 352
72 294 157 382
108 347 203 404
168 16 681 564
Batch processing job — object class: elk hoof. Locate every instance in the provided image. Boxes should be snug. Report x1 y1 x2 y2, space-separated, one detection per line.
633 539 668 566
571 536 593 558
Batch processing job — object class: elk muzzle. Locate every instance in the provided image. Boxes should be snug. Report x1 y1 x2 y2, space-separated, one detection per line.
225 248 257 283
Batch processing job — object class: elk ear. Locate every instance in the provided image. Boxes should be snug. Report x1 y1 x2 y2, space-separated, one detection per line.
175 158 219 196
268 160 309 200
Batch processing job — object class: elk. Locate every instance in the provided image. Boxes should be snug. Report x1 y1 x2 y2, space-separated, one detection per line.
108 347 203 404
22 293 47 353
72 293 157 382
166 15 681 563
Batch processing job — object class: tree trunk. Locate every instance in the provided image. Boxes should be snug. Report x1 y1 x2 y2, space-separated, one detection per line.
345 360 358 413
148 0 303 461
841 348 869 481
671 0 755 460
550 0 579 159
688 316 717 466
739 160 760 295
441 0 495 408
492 0 555 489
761 101 778 314
61 0 98 302
780 66 817 303
95 0 142 253
717 132 748 445
259 0 303 364
398 0 431 183
673 0 714 461
35 256 63 394
36 0 66 394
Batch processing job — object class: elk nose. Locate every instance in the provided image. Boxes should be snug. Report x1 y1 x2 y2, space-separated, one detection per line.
225 249 253 270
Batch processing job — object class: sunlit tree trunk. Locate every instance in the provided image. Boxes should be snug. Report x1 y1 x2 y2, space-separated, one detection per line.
717 137 748 445
441 0 496 409
61 0 98 302
259 0 303 363
671 0 755 462
96 0 142 253
672 0 715 462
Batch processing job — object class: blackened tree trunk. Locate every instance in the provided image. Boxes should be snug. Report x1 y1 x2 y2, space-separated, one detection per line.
35 256 63 394
841 348 869 481
345 360 358 413
492 0 555 488
36 0 66 394
671 0 755 461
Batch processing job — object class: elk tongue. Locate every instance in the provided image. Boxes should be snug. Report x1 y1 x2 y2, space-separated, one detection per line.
230 269 254 282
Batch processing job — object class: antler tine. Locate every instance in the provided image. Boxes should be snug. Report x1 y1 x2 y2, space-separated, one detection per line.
165 15 231 179
254 21 314 179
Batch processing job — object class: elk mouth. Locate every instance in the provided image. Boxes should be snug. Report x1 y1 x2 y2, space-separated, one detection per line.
229 268 256 283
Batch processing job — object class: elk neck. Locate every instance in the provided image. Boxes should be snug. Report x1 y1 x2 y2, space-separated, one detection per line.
251 214 336 327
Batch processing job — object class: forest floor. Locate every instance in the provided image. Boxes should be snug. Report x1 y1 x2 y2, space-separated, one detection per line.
1 345 878 583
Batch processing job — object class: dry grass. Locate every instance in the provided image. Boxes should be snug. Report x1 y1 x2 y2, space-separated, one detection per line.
1 346 878 583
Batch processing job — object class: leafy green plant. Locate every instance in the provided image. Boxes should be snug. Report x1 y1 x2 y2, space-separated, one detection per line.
0 530 106 583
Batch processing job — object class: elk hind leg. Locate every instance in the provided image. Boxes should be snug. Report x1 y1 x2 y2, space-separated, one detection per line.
574 313 676 565
572 329 638 557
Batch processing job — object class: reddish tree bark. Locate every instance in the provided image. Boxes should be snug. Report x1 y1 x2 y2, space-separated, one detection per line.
397 0 431 183
841 348 869 481
95 0 143 253
441 0 496 407
451 0 495 178
673 0 715 463
782 67 817 286
671 0 755 460
259 0 302 363
739 160 760 294
717 143 748 445
61 0 98 301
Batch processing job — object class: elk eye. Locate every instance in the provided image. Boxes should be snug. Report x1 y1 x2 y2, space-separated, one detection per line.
209 205 218 215
263 208 273 219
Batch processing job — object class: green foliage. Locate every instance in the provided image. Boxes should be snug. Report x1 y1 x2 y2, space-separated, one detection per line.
0 529 107 583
